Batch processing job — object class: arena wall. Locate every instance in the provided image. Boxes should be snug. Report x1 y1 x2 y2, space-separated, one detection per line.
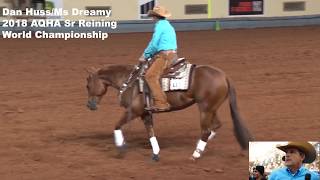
0 0 319 32
264 0 320 17
209 0 320 19
62 0 320 20
1 0 320 20
61 0 320 20
63 0 138 21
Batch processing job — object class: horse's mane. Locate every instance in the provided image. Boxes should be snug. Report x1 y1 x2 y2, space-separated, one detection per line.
96 64 134 76
96 64 135 86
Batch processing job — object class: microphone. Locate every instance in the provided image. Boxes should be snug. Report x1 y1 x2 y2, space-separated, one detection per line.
305 173 311 180
282 156 285 161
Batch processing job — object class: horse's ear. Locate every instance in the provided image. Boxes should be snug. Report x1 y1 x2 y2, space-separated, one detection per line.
91 66 100 72
85 68 93 74
85 67 98 74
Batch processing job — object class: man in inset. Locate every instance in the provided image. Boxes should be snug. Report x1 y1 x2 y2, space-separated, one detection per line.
269 141 319 180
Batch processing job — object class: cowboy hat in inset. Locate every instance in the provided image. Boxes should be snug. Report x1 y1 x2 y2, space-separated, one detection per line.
148 5 171 18
277 141 316 163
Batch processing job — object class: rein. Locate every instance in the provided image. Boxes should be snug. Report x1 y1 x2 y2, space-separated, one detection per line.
118 62 148 101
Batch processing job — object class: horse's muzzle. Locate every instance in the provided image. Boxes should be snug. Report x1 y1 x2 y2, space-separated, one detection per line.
87 99 98 111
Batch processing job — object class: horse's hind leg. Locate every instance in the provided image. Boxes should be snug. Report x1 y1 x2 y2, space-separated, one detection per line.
141 112 160 161
191 110 219 160
209 114 222 140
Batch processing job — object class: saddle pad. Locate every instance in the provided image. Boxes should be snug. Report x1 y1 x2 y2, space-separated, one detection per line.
139 63 194 92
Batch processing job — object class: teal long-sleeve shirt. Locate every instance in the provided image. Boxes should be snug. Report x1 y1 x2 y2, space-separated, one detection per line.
268 166 319 180
143 19 177 59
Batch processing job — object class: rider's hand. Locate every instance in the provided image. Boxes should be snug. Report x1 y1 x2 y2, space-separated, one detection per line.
139 54 146 62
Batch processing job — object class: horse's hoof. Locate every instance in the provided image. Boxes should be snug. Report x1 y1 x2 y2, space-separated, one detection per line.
152 154 160 162
115 152 125 159
117 143 127 152
115 144 127 158
189 156 198 162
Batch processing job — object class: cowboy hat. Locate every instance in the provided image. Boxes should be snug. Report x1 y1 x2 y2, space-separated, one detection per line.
277 142 317 163
148 5 171 18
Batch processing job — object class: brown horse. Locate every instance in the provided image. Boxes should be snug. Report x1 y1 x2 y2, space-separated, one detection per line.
86 64 253 161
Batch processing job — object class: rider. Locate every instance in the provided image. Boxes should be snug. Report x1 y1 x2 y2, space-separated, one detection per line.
139 5 177 112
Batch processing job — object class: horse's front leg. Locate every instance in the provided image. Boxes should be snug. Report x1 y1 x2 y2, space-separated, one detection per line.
142 112 160 161
114 110 136 155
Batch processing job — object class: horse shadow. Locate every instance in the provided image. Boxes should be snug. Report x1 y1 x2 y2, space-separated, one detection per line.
55 132 114 150
55 131 195 153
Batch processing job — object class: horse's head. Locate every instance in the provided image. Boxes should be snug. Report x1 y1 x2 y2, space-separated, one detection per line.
86 67 108 111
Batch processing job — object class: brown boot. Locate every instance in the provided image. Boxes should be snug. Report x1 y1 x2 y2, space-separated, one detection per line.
146 101 171 112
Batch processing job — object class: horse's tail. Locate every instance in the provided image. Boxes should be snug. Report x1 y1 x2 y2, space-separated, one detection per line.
226 78 254 150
